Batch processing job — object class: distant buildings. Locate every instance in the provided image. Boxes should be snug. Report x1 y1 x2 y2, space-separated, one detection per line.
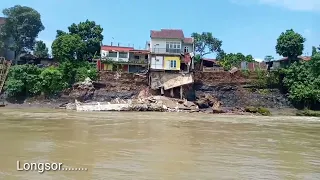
96 29 195 74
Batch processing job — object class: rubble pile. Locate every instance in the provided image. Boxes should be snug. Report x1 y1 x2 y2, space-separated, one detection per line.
68 77 95 102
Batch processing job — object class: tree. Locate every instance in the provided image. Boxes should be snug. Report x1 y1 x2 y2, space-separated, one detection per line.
312 46 319 56
264 55 274 62
34 40 49 58
245 55 254 62
191 32 222 57
52 34 85 62
55 20 103 61
219 52 252 70
283 57 320 109
216 50 226 61
0 5 44 63
275 29 305 64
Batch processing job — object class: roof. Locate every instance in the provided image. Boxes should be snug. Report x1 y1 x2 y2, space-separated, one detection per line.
150 29 184 39
183 38 194 44
101 45 134 52
276 56 311 62
0 17 6 25
202 58 217 63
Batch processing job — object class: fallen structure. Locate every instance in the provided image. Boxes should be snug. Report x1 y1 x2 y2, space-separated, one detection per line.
68 96 199 112
149 72 193 99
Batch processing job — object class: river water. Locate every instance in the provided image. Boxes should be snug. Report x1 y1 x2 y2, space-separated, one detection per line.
0 108 319 180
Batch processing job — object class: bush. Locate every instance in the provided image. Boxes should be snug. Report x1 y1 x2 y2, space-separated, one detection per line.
75 66 98 82
282 57 320 109
59 60 98 85
252 70 280 89
245 106 271 116
5 65 42 97
241 70 250 78
4 60 98 99
40 67 67 96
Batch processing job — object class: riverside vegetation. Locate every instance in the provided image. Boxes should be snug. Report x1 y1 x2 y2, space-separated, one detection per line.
0 5 319 116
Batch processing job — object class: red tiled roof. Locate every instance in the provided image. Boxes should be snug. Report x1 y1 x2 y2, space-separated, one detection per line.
150 29 184 39
101 45 134 52
183 38 194 44
0 17 6 25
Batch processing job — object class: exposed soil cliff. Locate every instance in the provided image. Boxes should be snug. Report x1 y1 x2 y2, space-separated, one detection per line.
193 71 291 110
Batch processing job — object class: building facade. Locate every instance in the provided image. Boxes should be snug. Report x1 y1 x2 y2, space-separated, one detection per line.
149 29 194 72
97 45 149 73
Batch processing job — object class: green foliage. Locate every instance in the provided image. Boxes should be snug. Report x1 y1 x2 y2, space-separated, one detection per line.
264 55 274 62
54 20 103 61
241 70 250 78
5 61 98 98
251 70 279 89
275 29 305 62
75 66 98 82
282 55 320 109
245 106 271 116
194 54 201 63
52 34 85 62
218 52 254 70
191 32 222 57
58 60 98 85
34 40 49 58
245 55 254 62
1 5 44 59
312 46 320 56
40 67 67 95
5 65 42 97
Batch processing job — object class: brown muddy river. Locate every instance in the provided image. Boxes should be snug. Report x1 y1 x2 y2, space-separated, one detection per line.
0 108 319 180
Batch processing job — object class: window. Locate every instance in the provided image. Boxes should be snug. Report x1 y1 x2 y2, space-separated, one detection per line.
170 60 176 68
134 55 140 60
119 52 128 58
166 42 181 53
145 55 148 59
184 46 189 53
108 52 117 57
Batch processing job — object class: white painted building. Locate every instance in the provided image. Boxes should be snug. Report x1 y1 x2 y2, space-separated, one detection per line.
149 29 195 71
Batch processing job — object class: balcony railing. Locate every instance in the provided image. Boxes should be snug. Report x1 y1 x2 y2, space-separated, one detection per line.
128 58 148 64
151 48 183 54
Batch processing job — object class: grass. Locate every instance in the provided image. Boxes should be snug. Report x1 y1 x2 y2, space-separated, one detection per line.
296 109 320 117
245 106 271 116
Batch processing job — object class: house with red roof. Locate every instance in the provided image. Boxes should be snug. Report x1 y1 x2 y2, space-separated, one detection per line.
272 56 311 69
97 45 149 73
149 29 194 72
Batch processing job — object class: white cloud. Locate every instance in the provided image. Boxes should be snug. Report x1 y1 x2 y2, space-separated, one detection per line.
231 0 320 12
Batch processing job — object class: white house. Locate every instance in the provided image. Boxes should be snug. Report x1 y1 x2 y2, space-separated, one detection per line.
149 29 194 71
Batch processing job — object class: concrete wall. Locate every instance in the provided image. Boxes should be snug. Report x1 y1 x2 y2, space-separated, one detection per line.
150 56 164 70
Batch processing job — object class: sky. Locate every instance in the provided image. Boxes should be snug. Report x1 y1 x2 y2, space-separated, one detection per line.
0 0 319 62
